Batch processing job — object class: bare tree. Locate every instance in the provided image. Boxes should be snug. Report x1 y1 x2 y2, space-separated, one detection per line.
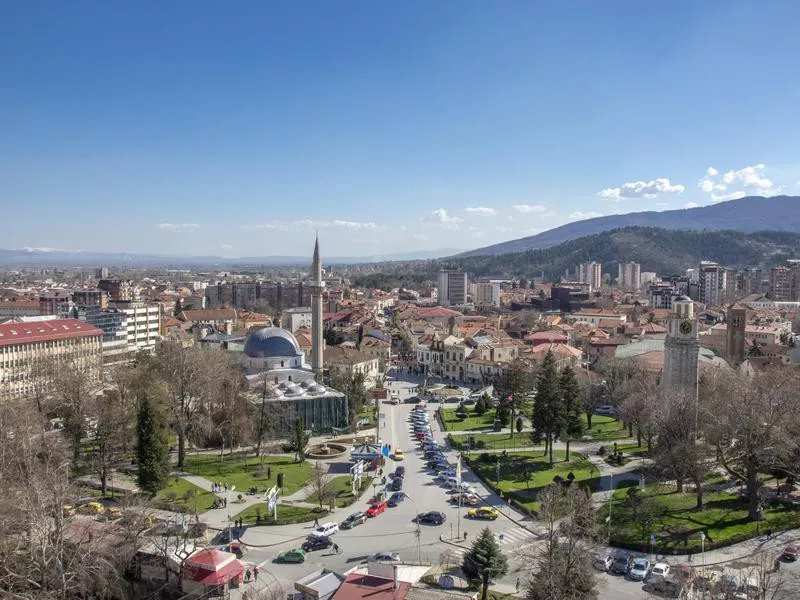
309 462 334 510
89 388 136 496
493 358 536 440
704 370 800 521
206 361 252 460
524 484 599 600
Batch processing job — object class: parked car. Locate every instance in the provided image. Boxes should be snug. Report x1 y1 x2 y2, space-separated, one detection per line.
366 501 387 517
650 562 671 579
372 551 401 562
449 493 480 506
387 492 407 507
595 405 616 416
782 544 800 561
593 553 614 571
276 548 306 563
415 511 446 525
628 558 651 581
611 553 634 575
302 536 333 552
340 511 367 530
309 522 339 538
467 507 499 520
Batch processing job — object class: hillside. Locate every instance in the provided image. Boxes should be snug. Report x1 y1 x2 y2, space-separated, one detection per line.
460 195 800 257
449 227 800 279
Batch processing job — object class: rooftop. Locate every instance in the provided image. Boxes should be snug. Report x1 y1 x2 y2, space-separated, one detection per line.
0 318 103 347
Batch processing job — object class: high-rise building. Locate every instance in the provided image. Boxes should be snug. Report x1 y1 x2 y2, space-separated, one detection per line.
738 268 763 296
617 262 641 290
437 270 468 306
662 296 699 398
769 266 793 301
698 261 728 306
577 262 602 291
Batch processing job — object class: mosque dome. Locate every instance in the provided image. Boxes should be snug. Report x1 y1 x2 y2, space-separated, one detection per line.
244 327 302 359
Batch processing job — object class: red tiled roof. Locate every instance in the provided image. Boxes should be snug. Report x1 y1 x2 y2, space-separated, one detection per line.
0 318 102 348
0 300 39 308
417 306 463 318
181 309 237 322
331 573 411 600
524 331 568 342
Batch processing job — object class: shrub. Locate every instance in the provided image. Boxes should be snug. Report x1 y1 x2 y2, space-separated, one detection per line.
476 440 486 450
598 445 607 456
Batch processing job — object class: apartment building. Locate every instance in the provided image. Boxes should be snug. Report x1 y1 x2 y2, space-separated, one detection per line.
474 281 501 306
698 261 728 306
577 262 602 291
0 318 103 400
617 262 641 290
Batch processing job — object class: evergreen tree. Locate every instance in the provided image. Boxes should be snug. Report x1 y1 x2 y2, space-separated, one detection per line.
474 394 488 416
532 351 564 465
461 527 509 600
559 365 584 459
293 417 309 461
136 389 170 496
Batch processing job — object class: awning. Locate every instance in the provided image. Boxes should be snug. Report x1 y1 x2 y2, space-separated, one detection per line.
184 559 246 586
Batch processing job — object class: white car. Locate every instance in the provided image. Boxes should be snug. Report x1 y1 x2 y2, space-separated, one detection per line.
628 558 650 581
372 551 401 562
309 521 339 538
650 562 670 579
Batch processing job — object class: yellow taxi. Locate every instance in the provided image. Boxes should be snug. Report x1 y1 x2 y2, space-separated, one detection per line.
393 449 404 461
62 503 75 517
467 506 500 520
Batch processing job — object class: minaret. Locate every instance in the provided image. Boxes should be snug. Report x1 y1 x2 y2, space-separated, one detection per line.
310 235 325 379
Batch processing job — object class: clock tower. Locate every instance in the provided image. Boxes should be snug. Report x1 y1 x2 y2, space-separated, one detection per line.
662 296 700 395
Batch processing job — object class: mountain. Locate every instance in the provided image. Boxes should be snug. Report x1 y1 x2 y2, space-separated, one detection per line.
0 247 464 268
460 195 800 257
449 227 800 279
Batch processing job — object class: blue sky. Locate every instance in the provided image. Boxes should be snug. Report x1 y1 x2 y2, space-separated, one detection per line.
2 1 799 258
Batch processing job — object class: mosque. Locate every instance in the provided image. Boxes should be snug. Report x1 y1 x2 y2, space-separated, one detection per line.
241 237 349 434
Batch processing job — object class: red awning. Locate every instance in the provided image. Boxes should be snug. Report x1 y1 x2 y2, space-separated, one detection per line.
184 559 246 586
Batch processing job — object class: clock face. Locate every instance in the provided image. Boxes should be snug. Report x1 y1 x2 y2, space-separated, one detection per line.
680 320 693 335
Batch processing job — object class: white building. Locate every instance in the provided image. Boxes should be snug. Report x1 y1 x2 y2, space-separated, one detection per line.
113 302 161 353
577 262 602 291
437 270 468 306
618 262 641 290
699 261 728 307
281 307 312 333
474 282 501 306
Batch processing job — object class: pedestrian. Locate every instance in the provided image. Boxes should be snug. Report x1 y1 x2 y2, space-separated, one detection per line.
224 482 228 492
516 577 520 593
314 517 320 528
253 565 259 581
767 528 773 540
463 531 467 541
245 568 251 583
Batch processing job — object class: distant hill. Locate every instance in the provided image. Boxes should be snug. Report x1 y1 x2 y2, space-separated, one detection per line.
449 227 800 279
460 195 800 257
0 247 465 268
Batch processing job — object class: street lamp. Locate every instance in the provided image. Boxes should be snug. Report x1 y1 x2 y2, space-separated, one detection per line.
700 532 706 569
226 485 236 543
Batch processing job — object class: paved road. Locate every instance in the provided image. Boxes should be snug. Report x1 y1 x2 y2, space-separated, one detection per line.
232 373 800 599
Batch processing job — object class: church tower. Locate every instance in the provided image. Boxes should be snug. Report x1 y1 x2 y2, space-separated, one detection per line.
662 295 700 395
309 235 325 379
726 304 747 367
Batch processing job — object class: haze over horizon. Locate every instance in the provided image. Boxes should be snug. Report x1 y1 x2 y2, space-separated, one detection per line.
3 1 800 257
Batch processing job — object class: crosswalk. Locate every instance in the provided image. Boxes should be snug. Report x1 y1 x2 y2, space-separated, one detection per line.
439 527 537 566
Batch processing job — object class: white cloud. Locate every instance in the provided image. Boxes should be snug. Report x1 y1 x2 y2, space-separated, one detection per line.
495 226 512 233
220 243 234 251
598 178 685 201
511 204 548 213
568 211 603 220
332 220 377 230
242 221 290 231
684 202 699 208
420 208 463 228
711 191 746 203
706 167 718 176
465 206 497 216
721 164 775 192
411 233 427 240
159 223 200 233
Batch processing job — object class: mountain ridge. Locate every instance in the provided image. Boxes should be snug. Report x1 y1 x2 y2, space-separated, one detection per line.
459 195 800 257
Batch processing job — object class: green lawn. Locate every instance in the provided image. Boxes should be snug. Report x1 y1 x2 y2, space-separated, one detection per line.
355 405 377 429
304 475 374 508
600 482 800 553
234 502 325 526
182 454 313 496
450 432 539 451
155 477 217 514
583 414 631 442
466 450 601 513
439 407 497 432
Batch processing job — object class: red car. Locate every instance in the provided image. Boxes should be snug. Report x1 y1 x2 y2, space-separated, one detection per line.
782 545 800 561
366 501 387 517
